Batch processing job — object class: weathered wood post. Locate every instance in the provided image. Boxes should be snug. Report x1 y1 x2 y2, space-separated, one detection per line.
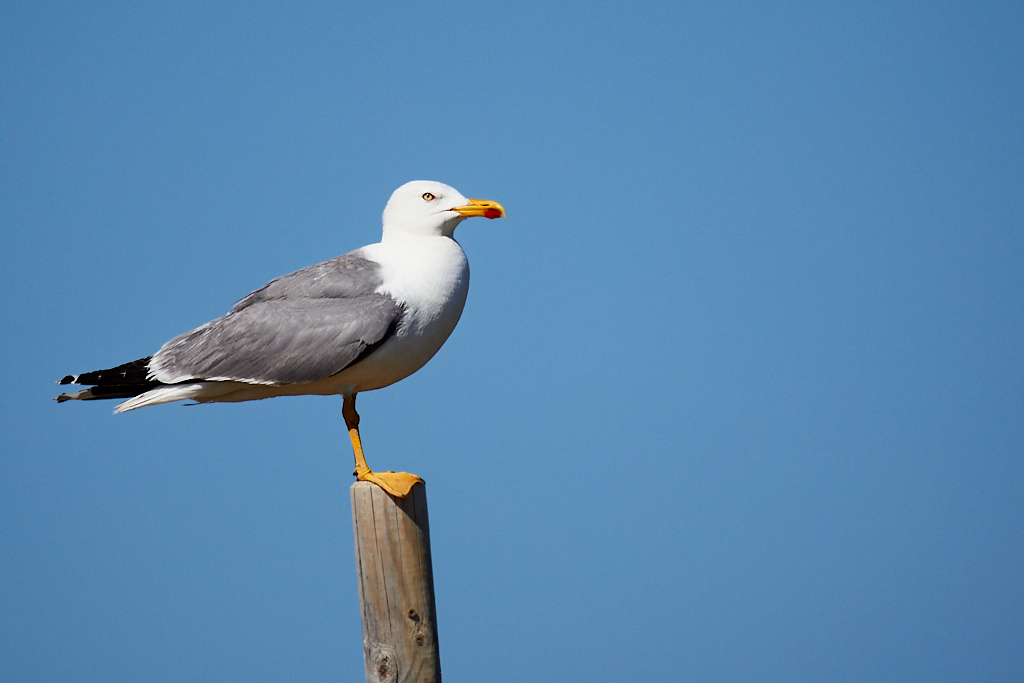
351 481 441 683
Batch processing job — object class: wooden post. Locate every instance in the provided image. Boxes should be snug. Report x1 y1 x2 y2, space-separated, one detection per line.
351 481 442 683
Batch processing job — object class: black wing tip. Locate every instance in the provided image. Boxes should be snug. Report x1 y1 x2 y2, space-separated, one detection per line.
58 357 153 387
55 357 156 403
54 382 159 402
55 388 91 402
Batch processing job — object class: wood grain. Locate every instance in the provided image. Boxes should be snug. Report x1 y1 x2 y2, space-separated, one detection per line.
351 481 441 683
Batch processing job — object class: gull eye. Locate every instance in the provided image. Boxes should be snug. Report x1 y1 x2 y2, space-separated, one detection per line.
422 192 436 201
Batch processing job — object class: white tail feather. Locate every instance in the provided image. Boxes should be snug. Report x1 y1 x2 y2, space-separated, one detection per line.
114 384 210 413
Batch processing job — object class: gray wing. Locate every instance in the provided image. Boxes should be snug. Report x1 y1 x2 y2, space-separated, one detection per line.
230 252 387 312
150 254 404 385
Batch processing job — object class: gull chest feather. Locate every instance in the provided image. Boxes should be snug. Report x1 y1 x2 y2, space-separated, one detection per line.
373 236 469 335
341 236 470 391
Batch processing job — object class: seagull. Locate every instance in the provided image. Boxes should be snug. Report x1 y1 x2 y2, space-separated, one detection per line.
56 180 506 497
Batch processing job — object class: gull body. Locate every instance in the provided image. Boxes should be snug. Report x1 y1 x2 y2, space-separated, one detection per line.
131 220 471 409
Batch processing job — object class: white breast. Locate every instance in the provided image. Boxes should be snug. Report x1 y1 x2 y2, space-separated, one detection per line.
333 234 470 393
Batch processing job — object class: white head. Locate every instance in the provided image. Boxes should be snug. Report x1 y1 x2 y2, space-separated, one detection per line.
381 180 505 240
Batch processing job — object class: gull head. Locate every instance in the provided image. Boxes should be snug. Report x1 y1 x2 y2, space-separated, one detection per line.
382 180 506 239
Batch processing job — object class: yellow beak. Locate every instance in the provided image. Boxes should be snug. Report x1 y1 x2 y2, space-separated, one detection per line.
450 198 506 220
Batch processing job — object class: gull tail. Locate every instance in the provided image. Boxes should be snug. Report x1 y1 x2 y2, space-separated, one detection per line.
56 357 163 405
113 384 211 413
57 358 241 412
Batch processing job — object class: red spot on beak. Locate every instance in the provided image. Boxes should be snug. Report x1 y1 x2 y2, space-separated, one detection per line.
483 208 503 219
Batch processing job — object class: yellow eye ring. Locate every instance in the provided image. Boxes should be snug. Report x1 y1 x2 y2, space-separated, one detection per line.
422 192 435 201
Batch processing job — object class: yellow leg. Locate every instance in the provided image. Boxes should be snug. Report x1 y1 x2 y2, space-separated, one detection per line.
343 394 423 498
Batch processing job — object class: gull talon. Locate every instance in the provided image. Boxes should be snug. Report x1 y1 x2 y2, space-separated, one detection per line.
345 394 423 498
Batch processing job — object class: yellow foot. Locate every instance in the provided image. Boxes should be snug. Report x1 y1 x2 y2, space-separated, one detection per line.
357 469 424 498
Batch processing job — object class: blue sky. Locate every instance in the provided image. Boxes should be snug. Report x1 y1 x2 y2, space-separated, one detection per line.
2 2 1022 681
